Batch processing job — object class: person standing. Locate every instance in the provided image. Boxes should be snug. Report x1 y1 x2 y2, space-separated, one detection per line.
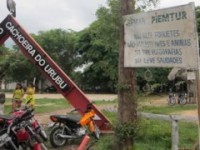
12 83 24 111
25 82 35 108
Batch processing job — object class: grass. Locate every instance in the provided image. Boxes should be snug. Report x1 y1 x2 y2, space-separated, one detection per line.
137 93 166 101
3 98 70 114
93 111 198 150
93 99 117 105
140 104 197 114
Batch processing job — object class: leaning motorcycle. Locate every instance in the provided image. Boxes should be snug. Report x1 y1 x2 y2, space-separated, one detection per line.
12 107 48 150
49 103 100 148
12 106 48 142
0 108 33 149
0 107 48 150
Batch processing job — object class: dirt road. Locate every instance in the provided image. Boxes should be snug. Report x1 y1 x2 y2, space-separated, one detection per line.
5 93 117 101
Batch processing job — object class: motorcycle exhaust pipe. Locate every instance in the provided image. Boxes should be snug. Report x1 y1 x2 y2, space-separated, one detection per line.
57 134 78 139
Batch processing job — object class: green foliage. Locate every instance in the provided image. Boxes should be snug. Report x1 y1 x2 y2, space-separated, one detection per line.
0 29 77 85
115 121 140 141
32 29 77 77
0 45 10 79
136 0 160 10
116 82 133 91
136 68 171 93
0 45 9 56
74 0 120 93
91 0 167 94
8 54 37 81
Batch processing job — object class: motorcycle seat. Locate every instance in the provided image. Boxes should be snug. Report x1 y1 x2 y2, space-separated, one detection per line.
52 114 81 123
66 114 81 122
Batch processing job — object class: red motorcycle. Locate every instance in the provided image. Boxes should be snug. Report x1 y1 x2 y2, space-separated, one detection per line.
0 107 48 150
12 107 48 142
0 108 33 149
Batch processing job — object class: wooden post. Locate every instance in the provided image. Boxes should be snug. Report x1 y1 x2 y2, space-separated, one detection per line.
171 120 179 150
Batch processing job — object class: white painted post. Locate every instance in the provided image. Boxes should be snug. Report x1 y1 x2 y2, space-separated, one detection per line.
0 104 3 114
171 120 179 150
0 93 5 115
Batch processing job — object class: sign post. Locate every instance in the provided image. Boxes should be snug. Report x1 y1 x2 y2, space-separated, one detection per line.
123 2 200 149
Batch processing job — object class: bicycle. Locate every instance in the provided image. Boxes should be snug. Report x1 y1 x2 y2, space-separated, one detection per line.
167 92 176 105
177 93 187 105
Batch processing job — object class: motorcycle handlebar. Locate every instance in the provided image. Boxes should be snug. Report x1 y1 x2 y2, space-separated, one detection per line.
72 103 95 114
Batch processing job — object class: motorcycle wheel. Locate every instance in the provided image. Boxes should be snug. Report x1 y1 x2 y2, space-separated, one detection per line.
49 126 68 148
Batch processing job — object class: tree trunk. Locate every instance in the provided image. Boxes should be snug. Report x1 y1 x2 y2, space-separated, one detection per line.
117 0 137 150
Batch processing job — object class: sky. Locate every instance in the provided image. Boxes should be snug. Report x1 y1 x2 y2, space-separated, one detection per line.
0 0 200 34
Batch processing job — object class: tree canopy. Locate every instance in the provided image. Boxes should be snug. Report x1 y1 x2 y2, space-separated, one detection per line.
0 0 199 93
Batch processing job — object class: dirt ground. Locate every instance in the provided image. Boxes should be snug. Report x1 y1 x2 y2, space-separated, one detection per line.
5 93 117 101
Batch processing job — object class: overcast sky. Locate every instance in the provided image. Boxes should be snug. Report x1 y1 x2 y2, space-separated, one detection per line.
0 0 200 34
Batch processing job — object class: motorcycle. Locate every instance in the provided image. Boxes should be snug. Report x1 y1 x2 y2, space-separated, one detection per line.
0 107 48 150
49 103 100 148
0 108 33 150
12 106 48 142
14 118 48 150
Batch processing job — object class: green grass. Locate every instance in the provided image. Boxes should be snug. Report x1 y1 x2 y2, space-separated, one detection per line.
93 99 117 105
135 119 198 150
93 112 198 150
138 94 166 101
140 104 197 114
4 98 70 114
34 98 70 113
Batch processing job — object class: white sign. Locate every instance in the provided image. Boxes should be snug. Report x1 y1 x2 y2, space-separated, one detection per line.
187 72 196 80
124 3 199 69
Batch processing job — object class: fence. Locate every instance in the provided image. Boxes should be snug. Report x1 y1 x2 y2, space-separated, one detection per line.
139 112 198 150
